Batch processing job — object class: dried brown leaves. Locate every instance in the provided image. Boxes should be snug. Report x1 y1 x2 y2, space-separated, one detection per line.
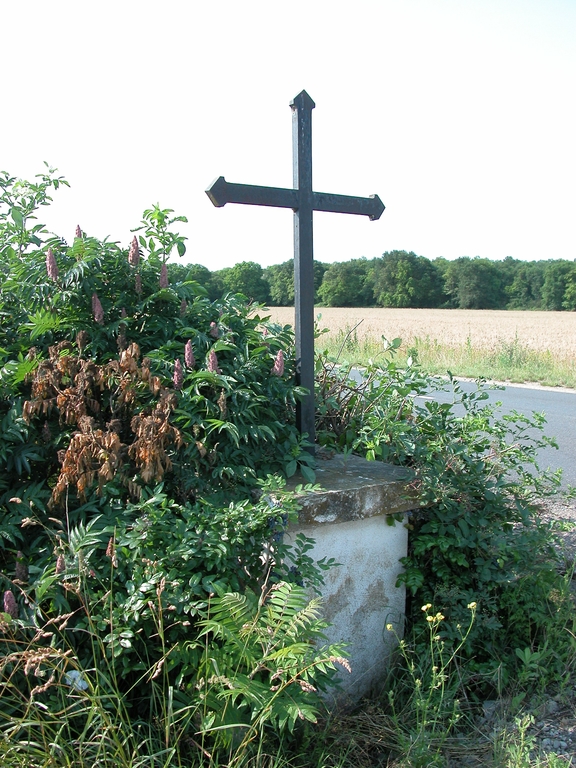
23 342 184 508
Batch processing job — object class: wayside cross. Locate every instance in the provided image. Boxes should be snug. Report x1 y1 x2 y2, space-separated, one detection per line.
206 90 385 449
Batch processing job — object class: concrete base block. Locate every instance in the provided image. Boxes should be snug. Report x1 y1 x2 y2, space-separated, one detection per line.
288 454 414 703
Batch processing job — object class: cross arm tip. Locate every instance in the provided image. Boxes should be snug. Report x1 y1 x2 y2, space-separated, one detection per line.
369 194 385 221
205 176 228 207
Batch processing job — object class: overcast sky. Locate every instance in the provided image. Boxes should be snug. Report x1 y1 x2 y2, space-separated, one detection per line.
2 0 575 270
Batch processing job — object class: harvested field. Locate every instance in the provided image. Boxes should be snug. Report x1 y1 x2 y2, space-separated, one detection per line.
263 307 576 357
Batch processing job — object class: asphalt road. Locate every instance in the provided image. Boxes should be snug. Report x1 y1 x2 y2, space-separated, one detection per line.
417 380 576 489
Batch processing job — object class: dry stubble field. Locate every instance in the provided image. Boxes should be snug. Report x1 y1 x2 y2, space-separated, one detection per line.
263 307 576 356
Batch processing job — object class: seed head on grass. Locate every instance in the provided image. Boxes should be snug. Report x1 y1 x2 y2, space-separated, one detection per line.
105 538 118 567
329 655 352 673
30 674 56 697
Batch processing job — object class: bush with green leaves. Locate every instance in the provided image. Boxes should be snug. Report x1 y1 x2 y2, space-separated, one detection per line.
0 165 315 527
314 335 572 693
0 168 335 764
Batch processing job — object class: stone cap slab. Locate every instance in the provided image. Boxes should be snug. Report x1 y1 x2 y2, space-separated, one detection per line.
287 453 416 526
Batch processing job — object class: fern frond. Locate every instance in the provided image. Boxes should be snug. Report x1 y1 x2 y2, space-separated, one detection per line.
68 516 106 557
204 590 258 630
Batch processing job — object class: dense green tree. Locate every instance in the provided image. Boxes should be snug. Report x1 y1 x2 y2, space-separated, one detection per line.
313 260 329 299
167 254 576 312
443 256 508 309
369 250 445 308
505 261 546 309
541 260 576 311
563 264 576 311
317 258 373 307
168 263 223 301
218 260 270 303
265 260 294 305
264 259 328 306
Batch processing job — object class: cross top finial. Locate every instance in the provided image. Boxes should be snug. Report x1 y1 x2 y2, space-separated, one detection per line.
290 90 316 111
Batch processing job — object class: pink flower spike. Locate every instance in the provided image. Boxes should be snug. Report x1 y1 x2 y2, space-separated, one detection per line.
159 263 169 288
128 235 140 267
209 321 219 339
135 274 142 294
173 359 183 390
15 551 28 582
3 590 18 619
92 293 104 325
46 248 58 281
207 349 221 374
271 349 284 377
75 225 82 239
185 340 195 368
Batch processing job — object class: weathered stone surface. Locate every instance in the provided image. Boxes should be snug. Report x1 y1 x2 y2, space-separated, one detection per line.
287 453 415 525
286 454 415 704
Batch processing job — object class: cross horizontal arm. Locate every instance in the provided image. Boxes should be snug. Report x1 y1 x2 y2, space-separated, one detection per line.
313 191 385 221
206 176 385 220
206 176 297 210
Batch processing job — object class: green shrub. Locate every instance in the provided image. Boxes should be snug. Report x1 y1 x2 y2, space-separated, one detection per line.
314 343 571 692
0 168 334 764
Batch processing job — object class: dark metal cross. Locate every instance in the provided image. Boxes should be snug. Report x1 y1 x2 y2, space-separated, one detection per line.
206 90 384 448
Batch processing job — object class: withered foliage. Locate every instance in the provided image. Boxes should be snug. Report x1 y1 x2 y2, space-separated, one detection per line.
23 341 183 508
129 391 182 484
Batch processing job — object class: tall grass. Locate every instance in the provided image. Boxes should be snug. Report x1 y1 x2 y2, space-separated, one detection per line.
316 327 576 389
0 580 349 768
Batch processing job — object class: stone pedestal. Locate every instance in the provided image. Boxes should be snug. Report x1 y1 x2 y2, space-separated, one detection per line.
287 454 414 703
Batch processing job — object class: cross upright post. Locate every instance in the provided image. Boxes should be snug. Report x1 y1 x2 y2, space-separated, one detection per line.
291 91 315 444
206 90 385 450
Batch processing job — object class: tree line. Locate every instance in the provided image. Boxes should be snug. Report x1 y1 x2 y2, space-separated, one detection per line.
170 251 576 310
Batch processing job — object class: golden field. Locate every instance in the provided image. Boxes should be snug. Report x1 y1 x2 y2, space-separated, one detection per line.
262 307 576 357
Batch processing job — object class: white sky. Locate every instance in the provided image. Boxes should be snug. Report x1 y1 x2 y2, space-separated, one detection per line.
2 0 575 270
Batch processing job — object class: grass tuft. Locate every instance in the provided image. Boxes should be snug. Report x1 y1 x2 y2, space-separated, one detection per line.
317 330 576 389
